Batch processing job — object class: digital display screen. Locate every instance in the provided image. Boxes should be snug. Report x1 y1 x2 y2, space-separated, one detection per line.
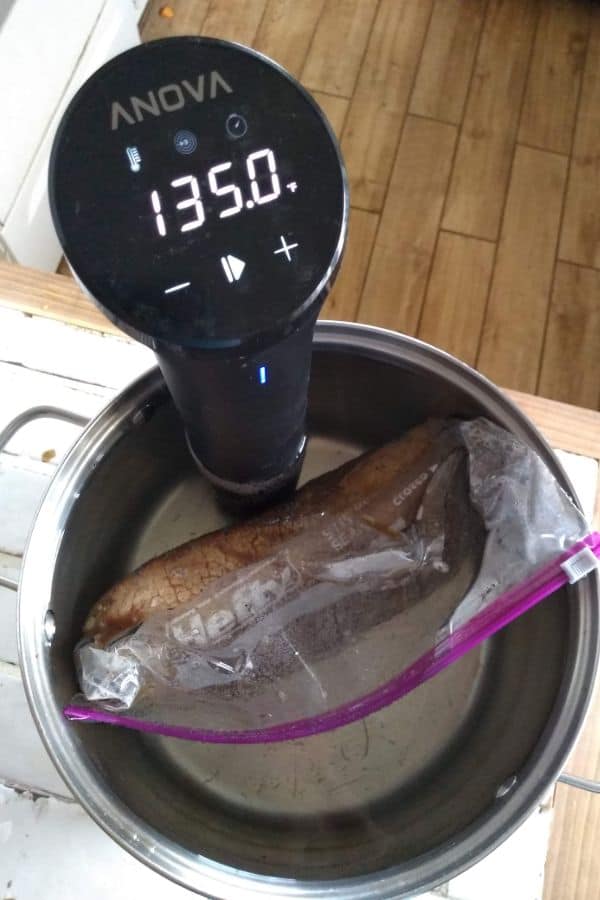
50 38 347 349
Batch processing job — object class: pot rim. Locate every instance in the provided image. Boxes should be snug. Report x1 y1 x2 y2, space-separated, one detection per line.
17 322 600 899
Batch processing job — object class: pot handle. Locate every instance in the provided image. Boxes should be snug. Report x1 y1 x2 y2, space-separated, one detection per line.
558 773 600 794
0 573 18 591
0 405 90 593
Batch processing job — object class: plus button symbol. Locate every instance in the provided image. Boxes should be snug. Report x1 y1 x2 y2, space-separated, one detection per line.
273 235 299 262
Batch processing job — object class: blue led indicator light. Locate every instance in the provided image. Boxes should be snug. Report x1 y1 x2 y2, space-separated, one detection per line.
259 365 267 385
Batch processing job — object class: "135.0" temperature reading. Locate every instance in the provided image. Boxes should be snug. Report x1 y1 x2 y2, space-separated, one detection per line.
150 147 281 237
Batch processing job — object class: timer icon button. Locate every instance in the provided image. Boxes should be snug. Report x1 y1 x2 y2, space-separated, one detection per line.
226 113 248 139
174 130 198 154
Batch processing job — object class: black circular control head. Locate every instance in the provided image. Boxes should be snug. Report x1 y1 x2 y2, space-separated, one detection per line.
49 37 347 353
49 38 348 500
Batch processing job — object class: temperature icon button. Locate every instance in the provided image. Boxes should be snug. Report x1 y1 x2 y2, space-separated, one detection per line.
125 146 141 172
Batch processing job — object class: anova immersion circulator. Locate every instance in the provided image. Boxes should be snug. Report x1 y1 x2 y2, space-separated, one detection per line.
49 37 348 500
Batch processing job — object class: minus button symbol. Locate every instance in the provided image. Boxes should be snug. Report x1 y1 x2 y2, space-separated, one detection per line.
164 281 191 294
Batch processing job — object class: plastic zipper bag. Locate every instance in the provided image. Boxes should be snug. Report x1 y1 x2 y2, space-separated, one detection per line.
65 418 600 743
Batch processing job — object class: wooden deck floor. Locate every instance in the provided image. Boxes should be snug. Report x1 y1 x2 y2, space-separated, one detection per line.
138 0 600 412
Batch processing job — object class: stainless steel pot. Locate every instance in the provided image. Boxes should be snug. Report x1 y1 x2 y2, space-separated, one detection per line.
17 322 599 898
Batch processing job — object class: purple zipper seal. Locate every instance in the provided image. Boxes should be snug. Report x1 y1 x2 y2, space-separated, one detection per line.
64 532 600 744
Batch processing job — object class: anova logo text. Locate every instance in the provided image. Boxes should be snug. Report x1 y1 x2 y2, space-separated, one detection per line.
111 72 233 130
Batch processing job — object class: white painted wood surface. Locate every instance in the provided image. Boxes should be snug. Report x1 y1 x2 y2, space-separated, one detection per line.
0 307 597 899
0 663 68 798
0 0 105 222
0 0 141 269
0 784 192 899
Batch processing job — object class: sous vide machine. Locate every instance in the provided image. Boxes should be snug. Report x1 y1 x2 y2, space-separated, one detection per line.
16 37 599 899
49 36 347 502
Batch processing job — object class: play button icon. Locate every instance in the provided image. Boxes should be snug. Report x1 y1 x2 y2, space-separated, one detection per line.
221 254 246 283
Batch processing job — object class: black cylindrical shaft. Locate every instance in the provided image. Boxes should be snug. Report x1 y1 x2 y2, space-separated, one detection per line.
156 314 316 495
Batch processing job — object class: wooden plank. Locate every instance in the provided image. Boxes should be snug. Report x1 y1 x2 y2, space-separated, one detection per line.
340 0 433 212
410 0 487 126
0 455 54 559
0 310 151 389
543 782 600 900
0 261 120 336
538 262 600 409
56 257 70 277
320 208 378 321
202 0 267 45
0 585 17 665
505 389 600 459
254 0 324 78
301 0 378 98
0 673 72 799
442 0 539 241
478 145 567 393
358 116 457 333
7 248 600 460
140 0 210 40
563 671 600 782
559 17 600 268
418 231 495 366
518 0 590 155
312 91 349 139
553 449 599 524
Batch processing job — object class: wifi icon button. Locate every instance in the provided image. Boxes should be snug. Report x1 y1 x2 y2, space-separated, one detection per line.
174 130 198 155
